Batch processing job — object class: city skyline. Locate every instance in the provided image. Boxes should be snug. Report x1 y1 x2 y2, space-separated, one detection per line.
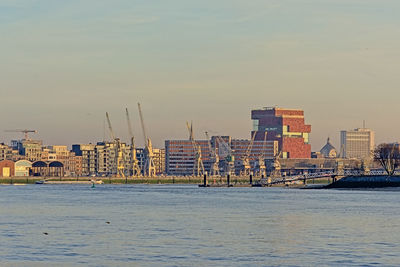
0 105 379 153
2 0 400 149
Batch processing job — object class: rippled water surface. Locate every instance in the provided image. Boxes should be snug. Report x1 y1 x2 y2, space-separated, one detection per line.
1 184 400 266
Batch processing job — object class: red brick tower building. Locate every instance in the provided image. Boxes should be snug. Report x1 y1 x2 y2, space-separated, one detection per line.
251 107 311 158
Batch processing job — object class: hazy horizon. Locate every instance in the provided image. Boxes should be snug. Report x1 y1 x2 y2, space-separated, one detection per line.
2 0 400 150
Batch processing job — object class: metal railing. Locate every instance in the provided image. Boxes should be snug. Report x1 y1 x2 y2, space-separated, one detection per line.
259 169 395 186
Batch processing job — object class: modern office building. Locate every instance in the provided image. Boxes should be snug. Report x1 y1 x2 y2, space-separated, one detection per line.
72 144 96 176
251 107 311 158
165 140 211 176
230 139 278 162
340 128 375 159
11 139 43 162
165 137 278 176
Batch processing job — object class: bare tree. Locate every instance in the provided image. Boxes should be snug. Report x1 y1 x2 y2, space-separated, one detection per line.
374 143 400 176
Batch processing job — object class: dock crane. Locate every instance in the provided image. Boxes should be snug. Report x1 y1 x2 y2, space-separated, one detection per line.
126 108 141 177
205 131 219 176
5 129 37 140
137 103 156 177
238 132 256 176
216 136 234 176
255 131 267 176
186 122 204 177
105 112 125 178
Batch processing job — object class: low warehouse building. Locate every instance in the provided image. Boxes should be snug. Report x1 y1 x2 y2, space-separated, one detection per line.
32 161 48 176
49 161 64 177
15 160 32 176
0 160 15 177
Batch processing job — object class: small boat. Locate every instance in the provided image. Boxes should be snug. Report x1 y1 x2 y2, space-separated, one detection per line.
35 180 45 184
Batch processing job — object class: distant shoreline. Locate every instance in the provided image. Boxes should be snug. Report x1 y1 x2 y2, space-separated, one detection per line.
0 176 254 185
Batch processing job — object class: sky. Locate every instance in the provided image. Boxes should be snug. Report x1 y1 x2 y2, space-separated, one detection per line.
1 0 400 150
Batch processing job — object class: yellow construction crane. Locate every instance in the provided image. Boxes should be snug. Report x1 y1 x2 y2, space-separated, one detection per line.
186 122 204 177
125 108 141 177
238 132 256 176
216 136 234 176
137 103 156 177
5 129 37 140
205 131 219 176
105 112 125 178
255 131 267 177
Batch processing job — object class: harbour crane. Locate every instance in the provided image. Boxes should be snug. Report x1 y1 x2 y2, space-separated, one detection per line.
5 129 37 140
238 132 256 176
216 136 234 176
137 103 156 177
255 131 267 177
205 131 219 176
126 108 141 177
186 122 204 177
105 112 125 178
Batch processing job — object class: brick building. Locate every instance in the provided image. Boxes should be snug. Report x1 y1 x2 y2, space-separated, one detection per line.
251 107 311 158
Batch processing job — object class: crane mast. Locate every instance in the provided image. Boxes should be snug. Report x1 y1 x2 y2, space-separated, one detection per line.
126 108 141 176
256 131 267 177
216 136 234 176
137 103 156 177
239 132 256 176
186 122 204 177
105 112 125 178
205 132 219 176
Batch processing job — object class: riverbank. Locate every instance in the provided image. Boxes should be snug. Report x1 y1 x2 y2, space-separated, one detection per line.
0 176 255 185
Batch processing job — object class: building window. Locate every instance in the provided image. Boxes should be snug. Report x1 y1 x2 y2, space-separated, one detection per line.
252 120 259 131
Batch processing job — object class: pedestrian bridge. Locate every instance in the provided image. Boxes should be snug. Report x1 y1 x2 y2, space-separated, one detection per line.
259 169 396 186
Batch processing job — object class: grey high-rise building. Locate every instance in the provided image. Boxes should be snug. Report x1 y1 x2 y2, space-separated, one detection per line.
340 128 375 159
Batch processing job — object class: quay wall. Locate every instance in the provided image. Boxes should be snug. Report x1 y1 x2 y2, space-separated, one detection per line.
325 175 400 188
0 176 253 185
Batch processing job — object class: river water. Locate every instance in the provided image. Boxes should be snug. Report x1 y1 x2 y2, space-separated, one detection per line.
1 184 399 266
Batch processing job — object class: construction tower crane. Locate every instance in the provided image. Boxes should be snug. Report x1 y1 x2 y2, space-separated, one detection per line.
255 131 267 176
238 132 256 176
126 108 141 177
137 103 156 177
105 112 125 178
216 136 234 176
186 122 204 177
5 129 37 140
205 131 219 176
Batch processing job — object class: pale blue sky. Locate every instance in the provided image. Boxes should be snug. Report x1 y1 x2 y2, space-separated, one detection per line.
1 0 400 150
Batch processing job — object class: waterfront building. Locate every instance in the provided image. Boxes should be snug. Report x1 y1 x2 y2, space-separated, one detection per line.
251 107 311 158
136 148 145 174
72 144 96 176
0 160 15 177
165 140 211 176
0 143 12 161
231 139 278 161
74 156 83 177
153 148 166 175
15 160 32 176
95 141 131 177
165 137 278 176
11 139 43 162
340 128 375 159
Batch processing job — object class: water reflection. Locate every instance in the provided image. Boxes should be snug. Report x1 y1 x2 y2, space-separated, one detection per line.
0 185 399 266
